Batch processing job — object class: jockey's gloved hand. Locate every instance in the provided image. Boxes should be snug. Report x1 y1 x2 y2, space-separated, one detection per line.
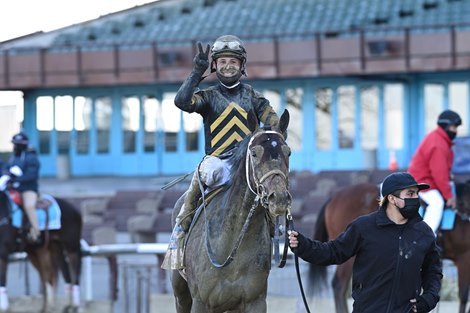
0 174 10 191
9 165 23 177
193 42 210 74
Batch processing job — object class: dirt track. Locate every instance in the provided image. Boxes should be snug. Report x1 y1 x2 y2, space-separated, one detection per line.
8 295 459 313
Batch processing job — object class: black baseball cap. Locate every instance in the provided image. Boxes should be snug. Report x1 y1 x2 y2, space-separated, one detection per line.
380 172 429 198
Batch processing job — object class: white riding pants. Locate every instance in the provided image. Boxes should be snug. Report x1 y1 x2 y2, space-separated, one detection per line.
419 189 445 234
198 155 231 191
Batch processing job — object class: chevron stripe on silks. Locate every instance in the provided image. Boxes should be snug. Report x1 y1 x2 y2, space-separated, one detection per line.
209 103 250 156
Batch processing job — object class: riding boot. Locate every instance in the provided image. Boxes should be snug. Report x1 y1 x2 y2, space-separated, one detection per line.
161 174 202 271
177 171 202 232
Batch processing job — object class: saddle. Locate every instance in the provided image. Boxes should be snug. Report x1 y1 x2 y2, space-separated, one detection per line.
7 188 62 233
8 188 52 212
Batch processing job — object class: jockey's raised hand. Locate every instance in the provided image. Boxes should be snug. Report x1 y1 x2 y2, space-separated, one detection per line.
193 42 210 74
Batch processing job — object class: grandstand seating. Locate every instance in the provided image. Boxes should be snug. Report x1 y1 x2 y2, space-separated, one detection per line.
47 0 470 49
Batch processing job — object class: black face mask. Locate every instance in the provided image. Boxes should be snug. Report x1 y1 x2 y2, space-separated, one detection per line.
395 197 421 219
446 130 457 141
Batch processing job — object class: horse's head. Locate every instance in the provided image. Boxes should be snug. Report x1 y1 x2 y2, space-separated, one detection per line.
245 109 291 217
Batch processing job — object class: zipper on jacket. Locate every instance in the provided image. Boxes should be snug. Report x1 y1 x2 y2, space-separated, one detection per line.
385 225 406 313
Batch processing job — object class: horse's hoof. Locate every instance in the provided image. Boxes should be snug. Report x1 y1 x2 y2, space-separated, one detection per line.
62 305 79 313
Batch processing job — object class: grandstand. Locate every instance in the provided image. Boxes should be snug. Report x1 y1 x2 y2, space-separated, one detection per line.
0 0 469 176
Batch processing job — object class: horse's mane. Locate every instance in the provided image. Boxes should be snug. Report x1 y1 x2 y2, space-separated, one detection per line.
226 135 251 187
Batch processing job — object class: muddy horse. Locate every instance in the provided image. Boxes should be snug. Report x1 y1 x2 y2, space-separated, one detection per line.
171 110 291 313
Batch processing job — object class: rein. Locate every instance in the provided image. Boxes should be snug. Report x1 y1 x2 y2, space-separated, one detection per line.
287 218 312 313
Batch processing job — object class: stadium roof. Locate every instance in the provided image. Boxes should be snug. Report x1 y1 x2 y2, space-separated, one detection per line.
1 0 469 51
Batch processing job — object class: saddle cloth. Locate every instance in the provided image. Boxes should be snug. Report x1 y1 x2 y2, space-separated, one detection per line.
10 194 62 230
440 207 456 230
419 206 456 231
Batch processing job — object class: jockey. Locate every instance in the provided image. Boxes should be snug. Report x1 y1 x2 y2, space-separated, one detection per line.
1 132 41 242
408 110 462 234
162 35 280 270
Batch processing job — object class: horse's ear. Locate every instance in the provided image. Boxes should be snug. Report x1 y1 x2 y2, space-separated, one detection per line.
279 109 290 138
247 110 259 133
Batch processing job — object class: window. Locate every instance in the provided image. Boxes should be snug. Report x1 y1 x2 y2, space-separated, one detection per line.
315 88 333 150
424 83 444 134
36 96 53 154
122 96 140 153
183 111 202 152
162 92 179 152
74 97 92 154
337 86 355 149
449 82 469 137
55 96 73 155
360 86 379 150
95 97 112 154
143 96 160 153
285 88 303 151
384 84 404 149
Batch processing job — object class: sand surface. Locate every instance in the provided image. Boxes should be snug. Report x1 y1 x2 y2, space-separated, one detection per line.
7 294 459 313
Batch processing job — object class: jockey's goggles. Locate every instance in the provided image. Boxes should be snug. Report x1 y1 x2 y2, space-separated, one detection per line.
212 40 246 53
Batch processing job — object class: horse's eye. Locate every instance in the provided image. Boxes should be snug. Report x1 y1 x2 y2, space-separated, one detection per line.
251 146 264 159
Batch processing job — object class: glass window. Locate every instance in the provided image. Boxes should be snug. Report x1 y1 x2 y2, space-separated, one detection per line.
449 82 469 137
361 86 379 150
143 96 160 153
36 96 54 154
162 92 179 152
122 96 140 153
285 88 303 151
263 89 281 115
384 84 404 149
55 96 73 155
424 83 444 134
337 86 355 149
315 88 333 150
95 97 112 154
74 96 92 155
183 112 202 152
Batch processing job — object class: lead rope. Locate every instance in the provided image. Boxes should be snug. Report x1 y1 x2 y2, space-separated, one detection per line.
287 218 311 313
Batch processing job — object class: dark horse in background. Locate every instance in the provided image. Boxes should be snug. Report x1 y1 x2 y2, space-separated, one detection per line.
171 110 291 313
0 187 82 313
309 181 470 313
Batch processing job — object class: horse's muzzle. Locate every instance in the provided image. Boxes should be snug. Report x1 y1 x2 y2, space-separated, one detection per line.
267 191 292 216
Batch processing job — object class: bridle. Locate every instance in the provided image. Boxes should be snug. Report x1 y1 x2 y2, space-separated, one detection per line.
245 130 289 206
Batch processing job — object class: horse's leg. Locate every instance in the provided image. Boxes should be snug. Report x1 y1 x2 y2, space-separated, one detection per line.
455 259 470 313
28 247 57 313
0 257 9 312
171 270 192 313
59 248 81 309
332 259 353 313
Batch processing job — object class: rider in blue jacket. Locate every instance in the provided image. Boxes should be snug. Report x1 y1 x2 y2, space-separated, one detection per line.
3 132 41 242
289 172 442 313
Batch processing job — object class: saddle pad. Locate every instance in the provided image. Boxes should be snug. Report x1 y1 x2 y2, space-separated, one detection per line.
11 194 62 230
440 207 456 230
